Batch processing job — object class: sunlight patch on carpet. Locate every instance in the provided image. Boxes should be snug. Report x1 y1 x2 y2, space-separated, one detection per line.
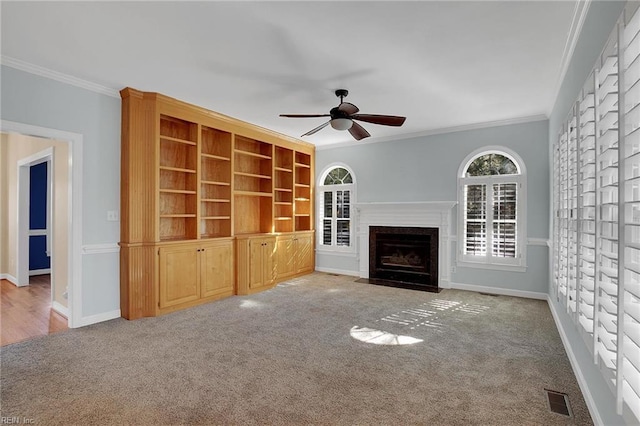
239 300 262 308
350 326 423 345
427 299 490 314
373 300 490 331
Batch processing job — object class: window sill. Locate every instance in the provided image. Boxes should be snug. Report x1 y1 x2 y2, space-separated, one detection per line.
316 248 357 258
456 260 527 273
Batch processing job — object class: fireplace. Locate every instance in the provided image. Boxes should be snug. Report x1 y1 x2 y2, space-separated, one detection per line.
368 226 439 292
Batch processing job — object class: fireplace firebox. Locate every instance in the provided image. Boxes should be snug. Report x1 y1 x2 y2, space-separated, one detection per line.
368 226 439 292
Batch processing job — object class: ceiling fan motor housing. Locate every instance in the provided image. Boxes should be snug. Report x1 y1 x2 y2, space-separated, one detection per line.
335 89 349 99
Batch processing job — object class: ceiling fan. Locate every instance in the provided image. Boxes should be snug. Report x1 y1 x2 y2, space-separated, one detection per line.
279 89 406 141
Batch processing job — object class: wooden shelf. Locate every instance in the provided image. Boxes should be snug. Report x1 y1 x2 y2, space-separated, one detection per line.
202 216 231 220
234 191 273 197
202 198 231 203
295 214 310 217
202 180 231 186
275 201 292 205
160 188 197 194
275 166 293 173
202 153 231 161
295 183 310 188
275 217 292 221
295 162 311 168
275 187 292 192
235 171 272 180
234 149 271 160
160 214 197 218
160 166 196 174
160 135 196 146
160 236 196 242
295 197 310 201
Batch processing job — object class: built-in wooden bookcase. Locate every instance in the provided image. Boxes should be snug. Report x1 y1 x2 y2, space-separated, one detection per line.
120 87 315 320
200 126 232 238
159 115 198 241
234 136 273 235
294 152 312 231
274 146 294 233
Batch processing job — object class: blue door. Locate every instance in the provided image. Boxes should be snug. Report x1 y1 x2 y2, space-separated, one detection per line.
29 162 50 273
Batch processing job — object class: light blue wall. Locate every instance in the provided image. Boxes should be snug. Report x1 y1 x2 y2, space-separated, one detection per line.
316 119 550 293
1 65 121 318
547 1 627 425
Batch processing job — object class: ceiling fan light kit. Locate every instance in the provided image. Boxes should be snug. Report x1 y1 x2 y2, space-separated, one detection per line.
279 89 406 141
330 118 353 131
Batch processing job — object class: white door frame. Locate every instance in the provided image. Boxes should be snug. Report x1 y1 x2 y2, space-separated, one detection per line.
2 120 83 328
17 148 53 288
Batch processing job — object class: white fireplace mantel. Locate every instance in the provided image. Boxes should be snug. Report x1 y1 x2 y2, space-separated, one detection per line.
354 201 457 288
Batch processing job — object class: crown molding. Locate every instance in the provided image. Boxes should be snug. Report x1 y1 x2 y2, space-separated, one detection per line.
547 0 591 116
316 114 548 151
1 55 120 98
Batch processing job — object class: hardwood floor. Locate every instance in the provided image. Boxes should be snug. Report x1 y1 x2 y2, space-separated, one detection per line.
1 275 68 346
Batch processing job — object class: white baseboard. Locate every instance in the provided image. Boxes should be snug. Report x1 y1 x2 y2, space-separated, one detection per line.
448 282 547 300
315 267 360 277
52 301 69 318
29 268 51 276
439 279 452 289
547 296 603 426
1 273 20 286
75 309 121 328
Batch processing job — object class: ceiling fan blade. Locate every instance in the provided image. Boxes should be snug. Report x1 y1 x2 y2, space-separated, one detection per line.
338 102 359 115
351 114 406 126
301 121 330 137
349 122 371 141
280 114 331 118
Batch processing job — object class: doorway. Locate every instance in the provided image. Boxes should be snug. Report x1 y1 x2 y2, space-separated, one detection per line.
17 147 54 289
0 120 83 328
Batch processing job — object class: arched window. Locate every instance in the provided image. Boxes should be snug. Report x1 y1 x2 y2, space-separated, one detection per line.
458 148 527 270
318 165 356 250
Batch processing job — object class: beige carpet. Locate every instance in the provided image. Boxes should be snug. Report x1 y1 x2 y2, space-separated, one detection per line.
0 272 592 425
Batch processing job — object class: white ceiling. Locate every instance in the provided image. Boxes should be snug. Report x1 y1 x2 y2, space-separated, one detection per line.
1 1 578 147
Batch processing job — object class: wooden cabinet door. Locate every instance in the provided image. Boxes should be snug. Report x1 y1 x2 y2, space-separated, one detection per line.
200 240 234 298
276 235 295 279
248 238 265 290
263 238 277 287
159 245 199 308
295 233 314 274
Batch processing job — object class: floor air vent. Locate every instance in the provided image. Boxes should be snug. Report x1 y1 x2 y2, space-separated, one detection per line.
545 389 572 417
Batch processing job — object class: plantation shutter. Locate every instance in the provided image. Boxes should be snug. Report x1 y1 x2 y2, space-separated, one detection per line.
322 191 332 245
552 6 640 422
336 190 351 246
464 184 487 255
491 183 517 258
552 138 561 299
594 33 620 379
621 8 640 420
579 73 597 335
568 111 580 314
558 127 570 301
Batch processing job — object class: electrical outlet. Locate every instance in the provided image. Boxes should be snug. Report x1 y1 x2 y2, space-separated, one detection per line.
107 210 119 222
451 266 457 274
